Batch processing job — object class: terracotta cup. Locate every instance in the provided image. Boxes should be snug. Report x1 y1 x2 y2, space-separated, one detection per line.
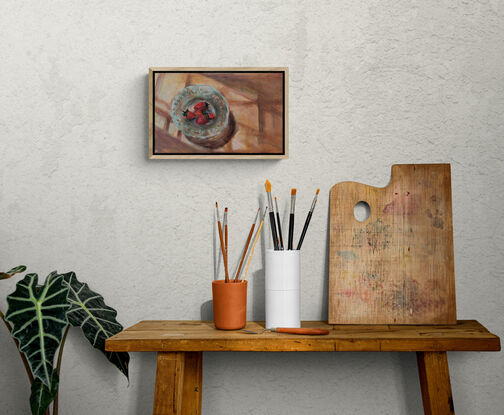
212 280 247 330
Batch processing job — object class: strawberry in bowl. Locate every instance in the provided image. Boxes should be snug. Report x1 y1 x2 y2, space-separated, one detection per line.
183 101 216 126
170 85 229 140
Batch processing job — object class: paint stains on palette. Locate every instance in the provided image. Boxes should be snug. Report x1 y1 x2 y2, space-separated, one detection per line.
383 191 420 215
335 275 383 304
426 208 444 229
352 218 391 253
335 276 447 317
337 250 358 261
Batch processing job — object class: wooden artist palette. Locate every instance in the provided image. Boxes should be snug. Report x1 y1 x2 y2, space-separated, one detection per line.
328 164 456 324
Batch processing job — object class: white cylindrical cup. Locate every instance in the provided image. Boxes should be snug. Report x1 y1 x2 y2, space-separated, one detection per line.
265 249 300 329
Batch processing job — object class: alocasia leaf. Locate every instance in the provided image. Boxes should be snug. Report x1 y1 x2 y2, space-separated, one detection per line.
0 265 27 280
7 265 27 274
5 272 70 387
62 272 129 378
30 370 59 415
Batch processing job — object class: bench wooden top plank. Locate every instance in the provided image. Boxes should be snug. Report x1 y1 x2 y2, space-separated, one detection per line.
105 320 500 353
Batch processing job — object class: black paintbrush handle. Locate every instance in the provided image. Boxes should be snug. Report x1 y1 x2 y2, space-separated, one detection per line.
288 214 294 250
296 211 312 250
276 212 284 250
269 212 279 250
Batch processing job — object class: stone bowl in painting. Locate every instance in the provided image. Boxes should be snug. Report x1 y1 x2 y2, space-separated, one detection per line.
170 85 229 140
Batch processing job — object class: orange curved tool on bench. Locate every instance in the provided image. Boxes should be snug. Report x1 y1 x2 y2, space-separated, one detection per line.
242 327 330 335
274 327 329 335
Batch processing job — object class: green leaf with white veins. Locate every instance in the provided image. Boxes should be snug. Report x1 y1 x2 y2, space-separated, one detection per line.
30 370 59 415
7 265 27 275
0 265 27 280
5 272 70 387
62 272 129 378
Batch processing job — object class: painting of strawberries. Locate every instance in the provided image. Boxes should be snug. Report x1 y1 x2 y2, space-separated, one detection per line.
149 68 288 159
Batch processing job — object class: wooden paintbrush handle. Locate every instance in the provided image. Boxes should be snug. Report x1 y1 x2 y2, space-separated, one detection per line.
274 327 330 335
224 224 228 262
217 221 229 283
234 224 255 281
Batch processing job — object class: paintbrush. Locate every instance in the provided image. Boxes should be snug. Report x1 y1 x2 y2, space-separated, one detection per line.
234 208 260 282
242 208 268 281
296 189 320 250
288 188 296 250
274 197 284 250
223 207 228 264
216 202 230 283
265 180 279 250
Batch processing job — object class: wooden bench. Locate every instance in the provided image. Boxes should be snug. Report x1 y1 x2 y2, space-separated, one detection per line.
105 320 500 415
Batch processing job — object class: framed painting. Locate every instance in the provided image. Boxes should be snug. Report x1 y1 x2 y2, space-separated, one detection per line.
149 67 288 159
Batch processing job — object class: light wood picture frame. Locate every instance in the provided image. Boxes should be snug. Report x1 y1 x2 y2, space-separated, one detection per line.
149 67 288 159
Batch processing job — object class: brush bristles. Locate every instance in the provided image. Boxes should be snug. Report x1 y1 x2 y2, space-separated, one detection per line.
225 207 228 212
265 180 271 192
291 188 296 195
316 188 320 195
274 196 277 201
216 202 218 207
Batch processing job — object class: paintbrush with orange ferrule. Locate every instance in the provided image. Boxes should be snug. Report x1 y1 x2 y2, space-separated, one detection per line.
215 203 230 283
265 180 279 250
234 208 260 281
288 188 296 250
296 189 320 250
274 196 284 250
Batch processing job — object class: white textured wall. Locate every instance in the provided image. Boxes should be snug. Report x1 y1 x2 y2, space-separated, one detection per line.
1 1 503 414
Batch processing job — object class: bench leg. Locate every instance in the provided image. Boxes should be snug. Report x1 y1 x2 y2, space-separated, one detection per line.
153 352 203 415
182 352 203 415
417 351 455 415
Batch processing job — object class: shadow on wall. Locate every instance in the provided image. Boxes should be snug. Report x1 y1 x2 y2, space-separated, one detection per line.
142 74 149 160
200 351 424 415
134 353 157 415
398 352 424 415
321 201 331 320
252 269 265 320
200 300 213 321
253 193 267 321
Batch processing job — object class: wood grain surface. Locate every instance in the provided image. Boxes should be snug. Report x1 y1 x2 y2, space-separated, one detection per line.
417 351 455 415
105 320 500 353
329 164 456 324
153 352 202 415
153 352 184 414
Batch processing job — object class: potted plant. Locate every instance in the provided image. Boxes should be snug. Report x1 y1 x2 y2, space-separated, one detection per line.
1 266 129 415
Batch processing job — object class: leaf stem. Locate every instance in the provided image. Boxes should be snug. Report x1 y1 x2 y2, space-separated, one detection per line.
52 325 69 415
0 309 34 384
